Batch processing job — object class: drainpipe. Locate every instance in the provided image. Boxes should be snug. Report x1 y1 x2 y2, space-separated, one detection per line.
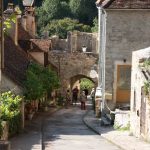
97 5 107 116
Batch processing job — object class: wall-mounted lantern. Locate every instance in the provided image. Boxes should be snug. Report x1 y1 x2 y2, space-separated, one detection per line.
82 45 87 53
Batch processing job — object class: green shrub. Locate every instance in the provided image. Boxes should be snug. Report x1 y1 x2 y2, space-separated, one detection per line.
0 91 22 136
80 78 94 91
24 63 60 105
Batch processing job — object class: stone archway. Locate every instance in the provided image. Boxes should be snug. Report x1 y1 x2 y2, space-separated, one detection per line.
70 74 97 90
48 51 98 95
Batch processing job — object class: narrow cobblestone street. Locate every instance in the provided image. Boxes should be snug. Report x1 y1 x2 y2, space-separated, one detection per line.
10 103 121 150
42 105 120 150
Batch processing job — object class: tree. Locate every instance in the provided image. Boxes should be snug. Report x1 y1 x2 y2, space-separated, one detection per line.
80 78 94 91
24 63 60 101
91 17 98 32
69 0 97 25
42 18 91 38
42 0 62 19
24 64 44 101
36 0 72 35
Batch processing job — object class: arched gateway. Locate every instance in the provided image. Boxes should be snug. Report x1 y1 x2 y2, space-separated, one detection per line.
48 51 98 95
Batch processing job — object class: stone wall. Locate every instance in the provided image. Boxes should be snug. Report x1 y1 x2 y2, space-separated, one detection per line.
105 9 150 101
48 51 98 95
69 31 98 53
51 37 68 51
130 47 150 141
50 31 98 53
114 109 130 129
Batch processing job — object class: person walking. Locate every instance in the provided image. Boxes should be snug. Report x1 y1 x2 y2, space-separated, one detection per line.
72 86 79 105
83 88 88 98
65 89 71 108
80 91 87 110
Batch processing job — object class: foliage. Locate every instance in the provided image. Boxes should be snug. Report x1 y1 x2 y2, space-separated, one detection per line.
24 63 60 102
36 0 72 35
143 58 150 69
35 0 98 37
69 0 97 25
0 91 22 136
80 78 94 91
1 5 21 33
91 17 98 32
144 81 150 96
42 18 91 38
40 66 60 93
42 0 61 19
114 122 130 131
3 14 16 32
56 93 64 106
24 63 44 101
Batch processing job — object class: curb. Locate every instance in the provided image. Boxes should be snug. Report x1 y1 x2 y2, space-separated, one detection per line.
82 109 101 135
82 110 125 150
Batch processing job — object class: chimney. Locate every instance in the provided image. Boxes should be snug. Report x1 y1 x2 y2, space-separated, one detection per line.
21 6 36 37
4 3 21 46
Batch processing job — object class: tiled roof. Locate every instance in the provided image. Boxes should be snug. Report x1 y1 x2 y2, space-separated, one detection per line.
98 0 150 9
30 39 52 52
3 35 30 86
18 23 50 53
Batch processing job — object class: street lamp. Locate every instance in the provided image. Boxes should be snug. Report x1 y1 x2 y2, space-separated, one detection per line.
23 0 34 7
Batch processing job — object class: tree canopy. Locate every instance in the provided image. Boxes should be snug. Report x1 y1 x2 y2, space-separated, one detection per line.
36 0 98 38
41 18 91 38
69 0 97 25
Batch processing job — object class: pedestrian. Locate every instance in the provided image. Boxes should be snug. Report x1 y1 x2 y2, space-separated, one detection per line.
65 89 71 108
90 88 95 112
72 86 79 105
83 88 88 98
80 91 87 110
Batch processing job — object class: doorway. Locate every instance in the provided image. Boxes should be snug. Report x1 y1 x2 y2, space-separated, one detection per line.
116 65 131 103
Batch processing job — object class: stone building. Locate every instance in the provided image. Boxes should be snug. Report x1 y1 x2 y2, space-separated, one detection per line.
51 31 98 53
1 3 30 94
130 47 150 142
49 30 99 92
1 3 49 94
98 0 150 107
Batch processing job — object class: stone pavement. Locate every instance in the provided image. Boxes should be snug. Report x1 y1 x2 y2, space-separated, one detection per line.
10 107 59 150
83 109 150 150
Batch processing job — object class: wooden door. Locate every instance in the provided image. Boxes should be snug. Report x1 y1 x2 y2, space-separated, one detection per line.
116 65 131 103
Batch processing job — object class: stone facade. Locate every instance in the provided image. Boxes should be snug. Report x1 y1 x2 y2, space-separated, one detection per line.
48 51 98 95
50 31 98 53
105 9 150 104
130 47 150 141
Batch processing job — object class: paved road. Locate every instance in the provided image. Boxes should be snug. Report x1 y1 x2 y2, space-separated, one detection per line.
42 105 121 150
